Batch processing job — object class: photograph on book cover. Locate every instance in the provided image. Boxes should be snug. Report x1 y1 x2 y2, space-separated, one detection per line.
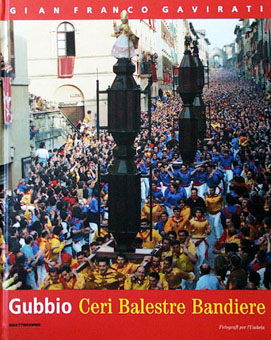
1 0 271 339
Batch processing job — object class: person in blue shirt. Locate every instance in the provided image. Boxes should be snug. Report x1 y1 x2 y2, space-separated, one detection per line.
156 149 163 160
138 158 148 176
174 164 193 197
158 165 174 194
151 182 164 203
196 264 222 289
231 133 239 158
46 196 57 214
211 148 221 164
21 235 43 290
191 164 208 198
206 164 222 191
30 231 46 286
164 183 186 216
154 211 168 236
219 150 234 193
212 162 226 192
71 206 90 254
232 160 243 177
151 153 158 167
138 159 150 202
221 194 241 227
86 192 99 225
17 179 28 193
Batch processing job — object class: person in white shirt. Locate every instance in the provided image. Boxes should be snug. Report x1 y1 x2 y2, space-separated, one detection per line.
35 142 49 166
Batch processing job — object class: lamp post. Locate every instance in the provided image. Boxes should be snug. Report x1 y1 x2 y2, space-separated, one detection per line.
107 58 141 252
192 40 207 140
177 35 198 164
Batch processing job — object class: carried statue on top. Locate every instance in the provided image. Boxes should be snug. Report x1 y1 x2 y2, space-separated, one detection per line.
111 10 139 59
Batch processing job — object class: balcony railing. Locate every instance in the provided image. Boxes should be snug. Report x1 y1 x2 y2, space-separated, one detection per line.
30 109 79 150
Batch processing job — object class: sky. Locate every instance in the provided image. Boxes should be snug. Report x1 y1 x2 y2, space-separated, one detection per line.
190 19 240 48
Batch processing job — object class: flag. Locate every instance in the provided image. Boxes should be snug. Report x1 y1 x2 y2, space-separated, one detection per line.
57 56 75 78
2 73 12 124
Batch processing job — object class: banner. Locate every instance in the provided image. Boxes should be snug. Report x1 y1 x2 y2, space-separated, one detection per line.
1 0 271 20
2 290 271 340
2 73 12 125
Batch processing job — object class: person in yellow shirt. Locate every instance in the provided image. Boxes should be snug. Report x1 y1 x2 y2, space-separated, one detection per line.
124 266 150 290
65 134 74 150
111 253 138 277
185 208 211 240
88 258 125 289
162 256 195 289
205 186 224 240
146 254 163 274
172 238 196 272
83 110 93 127
160 237 173 261
145 254 169 289
50 226 65 263
148 272 164 290
141 197 164 225
124 265 167 290
38 230 53 269
38 267 64 290
213 218 241 255
23 209 32 224
164 207 185 234
136 219 162 249
2 272 22 290
60 266 86 289
92 227 111 242
71 251 95 283
185 208 211 277
172 237 197 289
20 187 34 210
70 163 80 183
179 199 191 224
211 121 220 129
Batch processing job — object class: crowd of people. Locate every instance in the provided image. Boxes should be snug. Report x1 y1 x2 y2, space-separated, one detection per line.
29 93 59 140
29 94 57 112
1 68 271 290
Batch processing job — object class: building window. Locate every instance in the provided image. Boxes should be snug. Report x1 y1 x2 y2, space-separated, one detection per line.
0 21 15 78
57 22 75 57
57 22 75 78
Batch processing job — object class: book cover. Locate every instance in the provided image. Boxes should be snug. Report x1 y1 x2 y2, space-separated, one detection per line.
1 1 271 339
